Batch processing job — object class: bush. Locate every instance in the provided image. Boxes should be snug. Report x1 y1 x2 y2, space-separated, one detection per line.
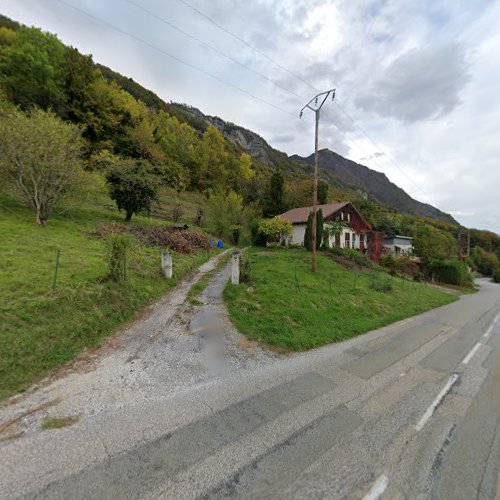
493 269 500 283
107 233 135 281
257 217 293 244
250 219 267 246
368 275 393 292
171 204 184 222
429 259 470 286
328 246 374 269
240 254 252 283
381 254 419 278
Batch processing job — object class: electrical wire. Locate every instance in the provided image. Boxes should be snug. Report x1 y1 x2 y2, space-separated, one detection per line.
175 0 432 199
55 0 311 124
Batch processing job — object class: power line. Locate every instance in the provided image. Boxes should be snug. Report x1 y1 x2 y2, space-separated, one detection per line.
176 0 317 92
176 0 432 199
56 0 310 124
121 0 304 101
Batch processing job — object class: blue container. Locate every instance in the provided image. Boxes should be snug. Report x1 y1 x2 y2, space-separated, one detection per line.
217 240 224 248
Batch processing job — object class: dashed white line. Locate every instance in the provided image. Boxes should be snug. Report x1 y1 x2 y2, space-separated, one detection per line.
415 373 459 432
363 474 389 500
461 342 483 365
482 311 500 340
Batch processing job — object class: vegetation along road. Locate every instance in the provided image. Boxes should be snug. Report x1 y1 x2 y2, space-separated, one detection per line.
1 275 499 499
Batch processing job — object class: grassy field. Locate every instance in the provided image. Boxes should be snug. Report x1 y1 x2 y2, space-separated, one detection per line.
0 191 217 401
224 247 457 351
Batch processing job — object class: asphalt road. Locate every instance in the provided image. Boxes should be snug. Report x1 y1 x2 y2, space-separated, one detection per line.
2 279 500 499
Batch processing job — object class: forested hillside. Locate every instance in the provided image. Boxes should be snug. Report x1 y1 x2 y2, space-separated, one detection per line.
0 13 499 266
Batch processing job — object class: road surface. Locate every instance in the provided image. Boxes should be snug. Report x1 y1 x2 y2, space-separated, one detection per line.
1 279 500 499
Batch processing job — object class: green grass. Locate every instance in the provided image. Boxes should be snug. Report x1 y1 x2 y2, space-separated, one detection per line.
186 249 235 305
224 247 457 351
0 192 217 401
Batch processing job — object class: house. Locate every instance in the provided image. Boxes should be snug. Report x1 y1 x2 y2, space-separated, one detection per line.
279 202 372 250
383 235 413 256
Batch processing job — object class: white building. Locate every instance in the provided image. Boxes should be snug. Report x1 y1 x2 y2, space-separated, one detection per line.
383 235 413 256
279 202 372 250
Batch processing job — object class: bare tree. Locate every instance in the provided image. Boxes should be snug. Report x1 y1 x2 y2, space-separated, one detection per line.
0 107 84 225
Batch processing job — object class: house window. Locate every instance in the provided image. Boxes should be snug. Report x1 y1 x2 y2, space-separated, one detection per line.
340 212 344 221
347 213 351 222
352 233 356 248
345 232 350 247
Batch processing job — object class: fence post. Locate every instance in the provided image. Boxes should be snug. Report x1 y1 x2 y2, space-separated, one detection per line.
161 251 173 278
231 253 240 285
52 249 60 291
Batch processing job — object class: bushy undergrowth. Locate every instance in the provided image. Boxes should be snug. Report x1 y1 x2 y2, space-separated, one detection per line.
493 269 500 283
326 245 374 269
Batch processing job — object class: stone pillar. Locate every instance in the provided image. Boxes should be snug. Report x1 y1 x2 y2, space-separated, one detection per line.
231 253 240 285
161 251 173 278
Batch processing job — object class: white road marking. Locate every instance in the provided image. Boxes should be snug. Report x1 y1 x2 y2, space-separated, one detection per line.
462 342 483 365
482 311 500 340
415 373 459 432
363 474 389 500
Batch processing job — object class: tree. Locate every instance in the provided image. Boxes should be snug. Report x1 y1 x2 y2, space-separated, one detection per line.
304 209 323 251
104 156 159 221
264 169 286 217
413 225 456 265
0 107 84 225
317 179 329 204
193 126 228 190
0 26 67 113
207 188 245 240
257 217 293 243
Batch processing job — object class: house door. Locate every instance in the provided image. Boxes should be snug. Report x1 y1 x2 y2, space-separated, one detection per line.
344 232 350 248
335 234 341 247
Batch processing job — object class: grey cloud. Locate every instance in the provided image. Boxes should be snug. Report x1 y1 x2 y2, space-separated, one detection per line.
271 133 295 143
355 43 471 122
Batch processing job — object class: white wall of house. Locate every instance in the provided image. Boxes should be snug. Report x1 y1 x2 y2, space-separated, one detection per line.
290 224 306 245
289 224 366 249
328 228 366 249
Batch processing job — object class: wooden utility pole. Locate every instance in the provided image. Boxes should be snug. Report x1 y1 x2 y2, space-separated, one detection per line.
300 89 335 272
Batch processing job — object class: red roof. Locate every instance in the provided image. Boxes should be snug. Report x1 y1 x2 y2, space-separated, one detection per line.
279 202 350 224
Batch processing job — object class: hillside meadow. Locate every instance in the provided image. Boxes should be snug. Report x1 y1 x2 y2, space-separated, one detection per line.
0 189 218 401
224 247 457 351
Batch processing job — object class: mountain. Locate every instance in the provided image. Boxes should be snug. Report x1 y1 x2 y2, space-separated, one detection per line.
291 150 457 224
0 12 456 224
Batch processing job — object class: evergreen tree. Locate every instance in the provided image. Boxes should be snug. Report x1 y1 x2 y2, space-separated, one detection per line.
317 180 329 204
304 209 323 251
264 169 286 217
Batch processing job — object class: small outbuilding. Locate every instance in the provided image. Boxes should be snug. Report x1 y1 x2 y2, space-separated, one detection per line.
383 235 413 256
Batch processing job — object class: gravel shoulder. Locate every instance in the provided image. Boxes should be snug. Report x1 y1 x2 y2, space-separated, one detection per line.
0 250 283 443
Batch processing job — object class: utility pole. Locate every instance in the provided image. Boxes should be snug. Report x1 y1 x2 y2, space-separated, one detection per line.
300 88 335 272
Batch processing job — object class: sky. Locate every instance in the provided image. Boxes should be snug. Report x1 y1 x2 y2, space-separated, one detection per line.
2 0 499 232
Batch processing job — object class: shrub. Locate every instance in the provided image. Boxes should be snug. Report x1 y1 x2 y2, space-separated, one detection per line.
107 233 135 281
381 255 419 278
171 204 184 222
240 254 252 283
258 217 293 244
429 258 470 286
250 219 267 246
493 269 500 283
369 275 393 292
327 246 374 269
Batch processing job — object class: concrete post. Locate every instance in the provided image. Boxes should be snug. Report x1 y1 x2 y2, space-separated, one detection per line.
161 251 173 278
231 253 240 285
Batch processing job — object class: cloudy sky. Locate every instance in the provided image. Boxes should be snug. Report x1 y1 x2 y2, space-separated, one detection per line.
2 0 499 232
